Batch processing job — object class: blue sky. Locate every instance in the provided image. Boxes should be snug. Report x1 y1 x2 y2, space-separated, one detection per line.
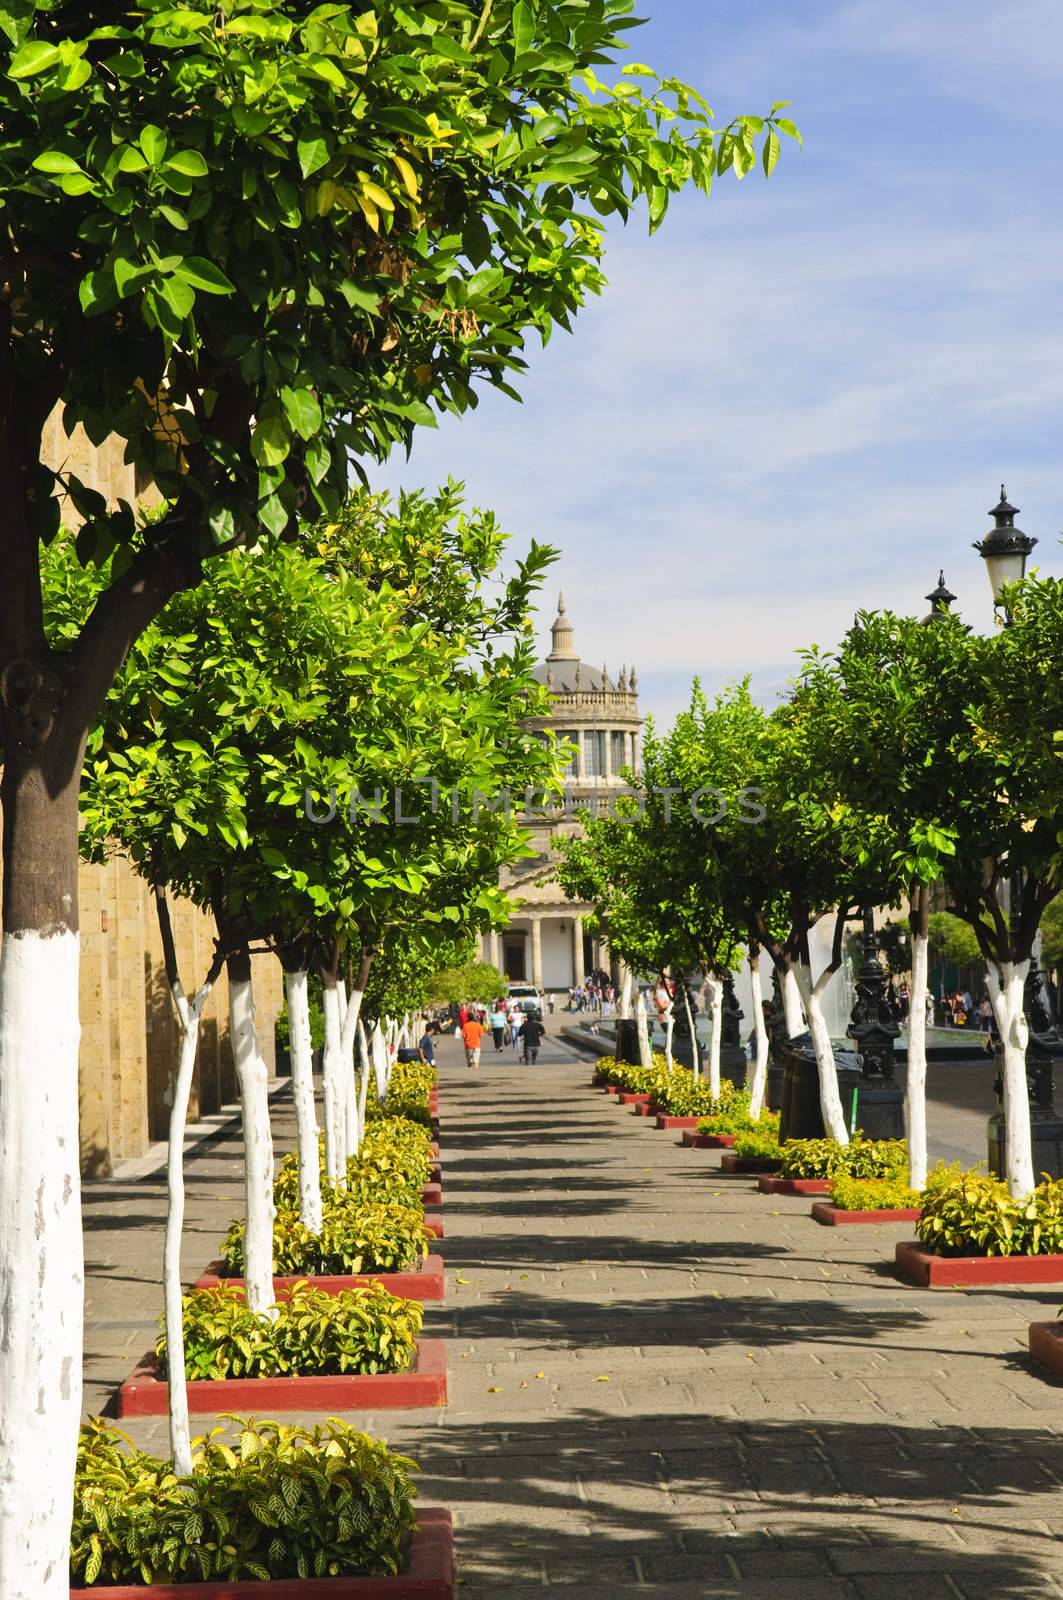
375 1 1063 727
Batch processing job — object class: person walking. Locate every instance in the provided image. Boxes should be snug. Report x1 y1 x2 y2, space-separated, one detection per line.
461 1013 484 1069
978 995 993 1033
510 1011 524 1059
521 1013 546 1065
488 1001 507 1052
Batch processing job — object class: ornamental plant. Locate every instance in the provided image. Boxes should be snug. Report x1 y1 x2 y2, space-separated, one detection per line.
695 1099 778 1138
915 1169 1063 1258
3 9 797 1579
222 1201 430 1279
779 1136 908 1181
830 1173 922 1213
654 1070 741 1118
70 1415 417 1586
161 1282 423 1381
732 1127 783 1162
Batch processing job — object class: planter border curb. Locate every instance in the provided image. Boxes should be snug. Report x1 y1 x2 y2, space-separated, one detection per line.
194 1255 446 1303
117 1339 448 1418
811 1202 921 1227
895 1241 1063 1287
720 1154 782 1174
758 1175 832 1196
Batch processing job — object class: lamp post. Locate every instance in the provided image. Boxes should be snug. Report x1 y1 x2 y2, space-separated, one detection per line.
972 489 1063 1178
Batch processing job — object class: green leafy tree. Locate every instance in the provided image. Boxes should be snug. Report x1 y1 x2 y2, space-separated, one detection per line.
1 7 797 1578
424 955 506 1010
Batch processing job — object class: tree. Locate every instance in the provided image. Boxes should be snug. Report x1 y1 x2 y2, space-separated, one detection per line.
928 912 984 969
1 8 796 1581
52 486 557 1479
426 956 507 1009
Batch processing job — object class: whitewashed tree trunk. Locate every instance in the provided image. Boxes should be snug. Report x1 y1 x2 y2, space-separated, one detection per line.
704 973 723 1100
229 967 277 1317
283 970 322 1233
163 979 214 1478
781 964 805 1038
682 984 700 1080
371 1022 389 1101
664 1006 675 1072
619 969 633 1021
320 982 346 1183
748 958 770 1120
341 987 365 1160
794 963 849 1144
905 928 930 1191
635 990 652 1069
987 959 1035 1198
356 1021 371 1144
0 930 83 1599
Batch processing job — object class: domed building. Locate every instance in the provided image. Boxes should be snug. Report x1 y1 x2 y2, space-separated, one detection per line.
481 595 642 993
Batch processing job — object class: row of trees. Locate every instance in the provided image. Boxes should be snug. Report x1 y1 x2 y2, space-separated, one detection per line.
562 588 1063 1200
0 4 798 1589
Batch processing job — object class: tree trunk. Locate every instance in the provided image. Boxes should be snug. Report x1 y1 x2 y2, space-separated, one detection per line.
319 974 346 1183
635 989 652 1069
163 986 209 1478
748 954 770 1120
906 890 930 1192
618 969 633 1021
371 1022 389 1100
682 984 700 1080
664 1005 674 1071
704 973 723 1099
227 949 276 1317
987 959 1035 1198
282 969 322 1234
781 964 805 1038
794 964 850 1144
356 1021 371 1143
339 952 371 1159
0 763 84 1599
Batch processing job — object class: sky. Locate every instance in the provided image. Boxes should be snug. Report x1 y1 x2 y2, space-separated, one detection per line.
374 0 1063 727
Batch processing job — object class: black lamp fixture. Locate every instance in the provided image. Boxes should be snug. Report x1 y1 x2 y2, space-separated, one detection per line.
923 570 956 623
973 485 1037 607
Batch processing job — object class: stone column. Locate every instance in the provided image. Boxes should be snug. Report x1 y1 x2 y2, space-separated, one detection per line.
571 729 583 779
530 918 544 990
490 931 502 971
604 730 613 780
572 916 586 987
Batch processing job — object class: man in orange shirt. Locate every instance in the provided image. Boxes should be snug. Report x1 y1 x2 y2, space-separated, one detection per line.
460 1013 484 1069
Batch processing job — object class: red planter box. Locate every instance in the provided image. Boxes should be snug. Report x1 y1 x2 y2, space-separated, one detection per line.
117 1340 447 1417
194 1255 446 1303
656 1114 701 1130
895 1241 1063 1288
720 1154 782 1174
618 1091 651 1105
811 1202 921 1227
1029 1320 1063 1377
425 1218 444 1239
635 1102 655 1118
679 1129 738 1147
758 1175 832 1196
70 1507 454 1599
421 1182 442 1207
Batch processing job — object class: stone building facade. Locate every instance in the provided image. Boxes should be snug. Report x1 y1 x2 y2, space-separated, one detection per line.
482 596 642 994
38 416 284 1177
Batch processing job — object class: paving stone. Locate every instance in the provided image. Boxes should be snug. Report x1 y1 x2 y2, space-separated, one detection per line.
82 1037 1063 1591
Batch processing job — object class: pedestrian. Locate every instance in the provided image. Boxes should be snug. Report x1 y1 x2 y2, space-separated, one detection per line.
488 1001 507 1052
546 991 555 1014
418 1022 437 1067
522 1012 546 1065
925 991 935 1026
461 1012 484 1069
653 970 674 1025
979 995 993 1033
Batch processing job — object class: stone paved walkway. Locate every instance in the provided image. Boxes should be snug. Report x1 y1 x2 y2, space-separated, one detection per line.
84 1032 1063 1598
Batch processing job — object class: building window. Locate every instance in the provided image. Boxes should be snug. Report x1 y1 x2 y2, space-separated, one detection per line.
584 730 605 777
610 730 626 774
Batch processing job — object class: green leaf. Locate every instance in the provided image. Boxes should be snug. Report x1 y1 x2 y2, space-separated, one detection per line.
297 135 330 179
9 39 60 77
32 151 82 174
140 125 168 166
164 149 209 178
512 0 534 56
174 256 236 295
280 387 322 441
251 410 293 469
762 129 781 178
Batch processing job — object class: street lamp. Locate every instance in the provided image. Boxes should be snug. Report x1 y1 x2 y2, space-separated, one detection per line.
971 489 1063 1178
972 485 1037 609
